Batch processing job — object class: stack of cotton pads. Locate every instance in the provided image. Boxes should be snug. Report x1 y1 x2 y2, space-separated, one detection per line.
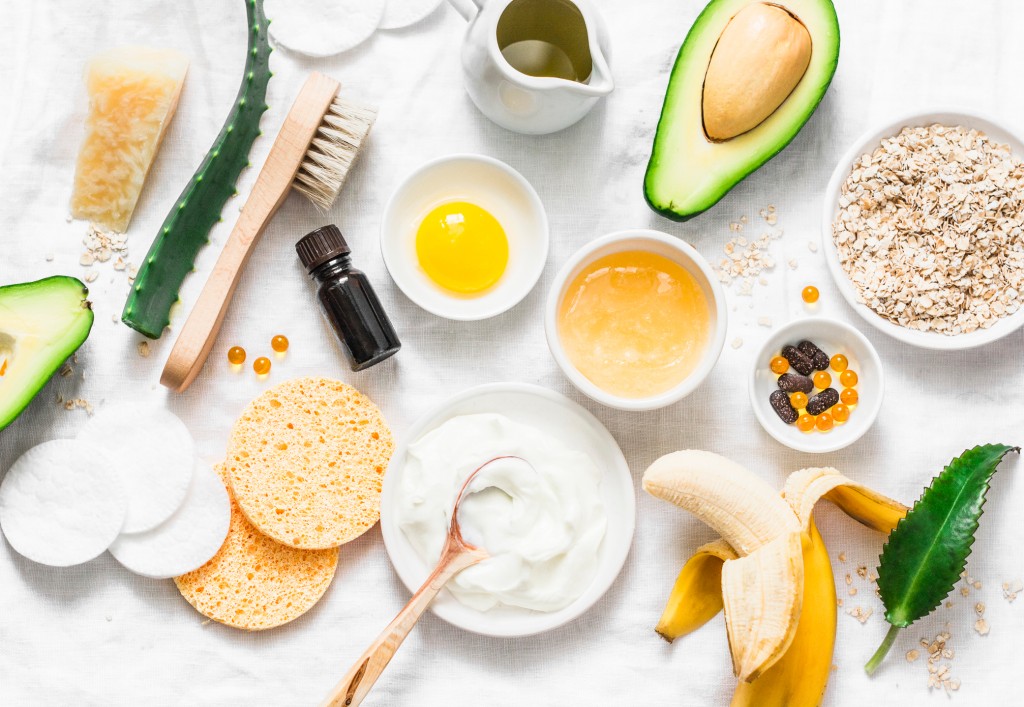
264 0 445 58
0 403 229 578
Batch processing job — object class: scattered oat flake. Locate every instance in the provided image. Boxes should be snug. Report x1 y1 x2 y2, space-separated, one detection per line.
757 316 772 327
807 241 818 253
58 363 74 377
838 552 846 563
137 341 151 358
788 259 798 270
974 618 989 636
906 649 920 662
730 337 743 350
972 580 982 590
846 606 872 623
975 602 985 615
62 398 94 415
848 586 858 596
1002 578 1023 602
84 271 98 283
856 565 868 579
960 587 970 598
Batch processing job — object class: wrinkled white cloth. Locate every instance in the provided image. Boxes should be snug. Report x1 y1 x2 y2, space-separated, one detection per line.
2 0 1022 704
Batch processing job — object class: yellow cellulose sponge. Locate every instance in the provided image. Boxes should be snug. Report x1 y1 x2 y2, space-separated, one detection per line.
174 463 340 631
226 377 394 550
71 46 188 232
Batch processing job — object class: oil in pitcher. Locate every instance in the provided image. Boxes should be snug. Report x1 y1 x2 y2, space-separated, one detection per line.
496 0 594 82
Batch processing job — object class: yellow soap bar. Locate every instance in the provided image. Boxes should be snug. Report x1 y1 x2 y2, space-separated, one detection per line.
71 46 188 232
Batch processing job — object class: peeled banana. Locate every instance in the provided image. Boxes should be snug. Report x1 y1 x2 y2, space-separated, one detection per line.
643 450 907 706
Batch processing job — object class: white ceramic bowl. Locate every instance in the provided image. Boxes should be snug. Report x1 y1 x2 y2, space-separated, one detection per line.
544 230 727 411
380 154 549 321
379 382 635 637
749 317 884 454
822 109 1024 350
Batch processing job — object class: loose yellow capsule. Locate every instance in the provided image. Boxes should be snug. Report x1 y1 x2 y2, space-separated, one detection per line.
227 346 246 365
802 285 819 303
253 357 271 375
271 334 289 353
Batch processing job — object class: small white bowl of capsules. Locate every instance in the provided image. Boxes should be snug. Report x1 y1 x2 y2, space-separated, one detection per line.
380 154 549 321
545 230 727 411
749 317 884 454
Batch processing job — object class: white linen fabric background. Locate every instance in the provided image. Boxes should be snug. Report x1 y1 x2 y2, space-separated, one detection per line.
1 0 1022 704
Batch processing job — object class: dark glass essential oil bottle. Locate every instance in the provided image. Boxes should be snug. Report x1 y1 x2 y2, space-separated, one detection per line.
296 225 401 371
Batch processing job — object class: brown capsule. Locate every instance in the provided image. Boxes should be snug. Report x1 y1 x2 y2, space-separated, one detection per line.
781 345 814 375
798 340 830 371
769 390 798 424
777 373 813 394
806 387 840 415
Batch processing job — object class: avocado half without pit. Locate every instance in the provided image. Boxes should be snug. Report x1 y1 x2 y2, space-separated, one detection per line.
0 276 94 431
644 0 839 221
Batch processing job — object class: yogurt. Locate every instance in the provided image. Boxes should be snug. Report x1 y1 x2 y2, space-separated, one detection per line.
395 413 607 612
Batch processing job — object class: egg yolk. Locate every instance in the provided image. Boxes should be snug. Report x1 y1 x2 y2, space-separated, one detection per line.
416 201 508 294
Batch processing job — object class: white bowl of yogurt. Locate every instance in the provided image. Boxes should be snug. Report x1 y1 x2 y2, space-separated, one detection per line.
379 382 635 637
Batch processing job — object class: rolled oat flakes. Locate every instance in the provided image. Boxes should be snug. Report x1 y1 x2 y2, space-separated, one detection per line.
832 124 1024 335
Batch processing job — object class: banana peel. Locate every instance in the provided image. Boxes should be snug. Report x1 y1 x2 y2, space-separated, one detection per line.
656 539 736 641
644 451 907 705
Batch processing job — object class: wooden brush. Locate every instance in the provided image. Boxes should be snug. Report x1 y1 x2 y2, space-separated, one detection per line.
159 72 376 392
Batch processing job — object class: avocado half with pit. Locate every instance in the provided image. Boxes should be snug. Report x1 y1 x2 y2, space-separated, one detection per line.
0 276 94 431
644 0 840 221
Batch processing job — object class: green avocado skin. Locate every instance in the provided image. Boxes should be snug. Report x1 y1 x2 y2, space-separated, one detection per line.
644 0 840 222
0 276 94 432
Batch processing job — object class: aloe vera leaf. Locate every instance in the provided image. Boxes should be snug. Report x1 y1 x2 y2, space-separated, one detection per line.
865 443 1019 674
122 0 272 339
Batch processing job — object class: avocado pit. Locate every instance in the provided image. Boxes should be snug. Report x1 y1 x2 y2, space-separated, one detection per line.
702 3 812 141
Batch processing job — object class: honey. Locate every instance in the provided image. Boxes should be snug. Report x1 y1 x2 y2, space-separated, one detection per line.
557 250 710 399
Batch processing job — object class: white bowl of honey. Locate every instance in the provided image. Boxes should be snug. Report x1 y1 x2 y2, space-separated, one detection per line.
545 230 727 411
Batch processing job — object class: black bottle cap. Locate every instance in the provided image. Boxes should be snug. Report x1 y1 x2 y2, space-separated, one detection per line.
296 225 351 272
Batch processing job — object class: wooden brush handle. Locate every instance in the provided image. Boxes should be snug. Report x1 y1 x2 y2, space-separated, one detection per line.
321 543 487 707
160 72 341 392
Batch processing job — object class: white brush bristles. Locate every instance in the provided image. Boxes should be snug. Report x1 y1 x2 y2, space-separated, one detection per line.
294 96 377 211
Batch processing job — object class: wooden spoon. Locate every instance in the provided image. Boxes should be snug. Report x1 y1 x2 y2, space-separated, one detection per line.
320 457 526 707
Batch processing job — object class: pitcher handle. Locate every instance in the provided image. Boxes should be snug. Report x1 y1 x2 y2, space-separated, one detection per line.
447 0 484 21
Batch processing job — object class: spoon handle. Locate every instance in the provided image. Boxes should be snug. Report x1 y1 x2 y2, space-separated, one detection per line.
321 545 485 707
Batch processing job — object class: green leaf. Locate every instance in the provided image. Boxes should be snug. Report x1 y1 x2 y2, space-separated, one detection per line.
865 443 1018 675
876 444 1018 626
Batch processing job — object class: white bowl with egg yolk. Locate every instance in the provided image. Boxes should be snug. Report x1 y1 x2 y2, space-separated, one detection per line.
380 154 549 321
545 230 727 411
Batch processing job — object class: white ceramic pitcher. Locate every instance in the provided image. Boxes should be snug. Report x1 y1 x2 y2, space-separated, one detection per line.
448 0 614 135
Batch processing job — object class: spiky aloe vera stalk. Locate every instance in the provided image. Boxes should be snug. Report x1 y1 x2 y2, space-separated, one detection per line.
122 0 272 338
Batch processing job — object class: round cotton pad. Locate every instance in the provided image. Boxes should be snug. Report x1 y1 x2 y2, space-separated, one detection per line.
0 439 127 567
175 463 339 630
226 377 394 549
379 0 444 30
78 403 195 533
108 459 230 579
265 0 385 57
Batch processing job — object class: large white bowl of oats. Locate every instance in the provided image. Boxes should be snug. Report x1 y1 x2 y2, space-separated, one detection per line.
822 110 1024 350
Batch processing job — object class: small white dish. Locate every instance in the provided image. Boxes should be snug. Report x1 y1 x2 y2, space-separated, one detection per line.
380 154 549 321
544 229 727 411
379 382 635 637
822 109 1024 350
749 317 884 454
